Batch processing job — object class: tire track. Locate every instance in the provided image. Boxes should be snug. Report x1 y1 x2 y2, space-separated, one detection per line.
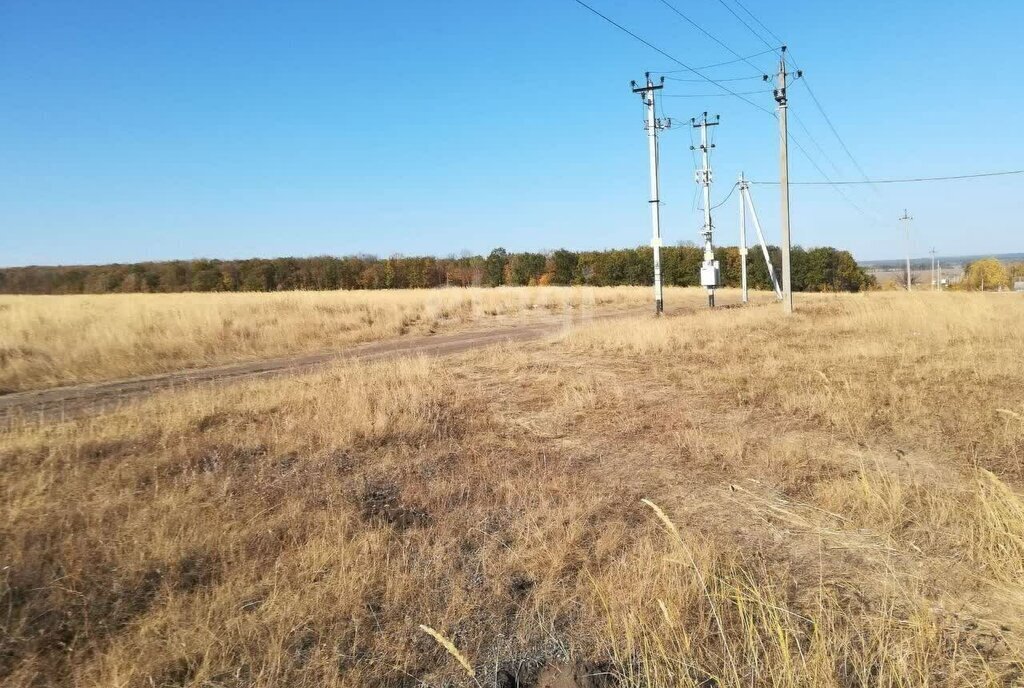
0 308 640 426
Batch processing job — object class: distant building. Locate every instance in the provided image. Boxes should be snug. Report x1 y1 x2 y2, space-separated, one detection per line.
1015 281 1024 292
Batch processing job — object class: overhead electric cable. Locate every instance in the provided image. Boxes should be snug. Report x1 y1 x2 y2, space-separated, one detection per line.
785 133 885 226
656 0 767 74
663 90 771 97
790 110 845 177
656 48 780 73
664 74 765 82
791 77 875 188
573 0 775 115
731 0 785 46
711 182 739 210
746 169 1024 185
713 0 877 190
657 0 854 190
572 0 880 223
714 0 777 51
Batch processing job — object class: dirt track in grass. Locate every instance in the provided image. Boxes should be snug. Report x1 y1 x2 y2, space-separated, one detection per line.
0 306 648 425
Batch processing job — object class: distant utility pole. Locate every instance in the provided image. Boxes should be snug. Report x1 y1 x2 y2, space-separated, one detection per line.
632 73 669 315
772 46 797 314
692 112 720 308
929 247 937 290
899 209 913 292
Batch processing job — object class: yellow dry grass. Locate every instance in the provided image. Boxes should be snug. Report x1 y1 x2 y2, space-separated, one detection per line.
0 286 657 393
2 291 1023 687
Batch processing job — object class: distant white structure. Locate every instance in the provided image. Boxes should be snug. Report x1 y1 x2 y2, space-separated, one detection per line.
1015 281 1024 292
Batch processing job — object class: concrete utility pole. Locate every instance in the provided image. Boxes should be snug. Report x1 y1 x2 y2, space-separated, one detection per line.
899 209 913 292
632 73 668 315
738 173 748 303
929 247 937 290
774 46 794 314
692 112 720 308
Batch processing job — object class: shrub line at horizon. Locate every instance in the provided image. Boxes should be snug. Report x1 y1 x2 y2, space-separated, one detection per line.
0 244 873 294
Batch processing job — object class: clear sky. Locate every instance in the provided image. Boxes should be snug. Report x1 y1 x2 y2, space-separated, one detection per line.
2 0 1022 266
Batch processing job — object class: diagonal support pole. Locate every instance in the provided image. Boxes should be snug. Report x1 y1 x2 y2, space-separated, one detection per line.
741 184 783 300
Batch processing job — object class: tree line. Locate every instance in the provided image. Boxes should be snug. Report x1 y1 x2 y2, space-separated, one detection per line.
0 245 874 295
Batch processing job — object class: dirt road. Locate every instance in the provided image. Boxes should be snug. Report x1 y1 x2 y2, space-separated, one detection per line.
0 308 642 426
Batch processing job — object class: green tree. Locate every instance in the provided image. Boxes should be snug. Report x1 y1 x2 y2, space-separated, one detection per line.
509 253 545 285
550 249 579 285
834 250 872 292
667 245 702 287
191 269 222 292
485 248 508 287
802 247 833 291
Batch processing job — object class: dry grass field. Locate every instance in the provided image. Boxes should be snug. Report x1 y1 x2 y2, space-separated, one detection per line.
2 290 1024 687
0 287 663 393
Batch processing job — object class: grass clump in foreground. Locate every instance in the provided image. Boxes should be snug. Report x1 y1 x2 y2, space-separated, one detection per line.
2 292 1023 686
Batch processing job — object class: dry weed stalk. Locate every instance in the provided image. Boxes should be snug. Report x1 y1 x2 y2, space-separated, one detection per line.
418 625 476 679
641 498 738 683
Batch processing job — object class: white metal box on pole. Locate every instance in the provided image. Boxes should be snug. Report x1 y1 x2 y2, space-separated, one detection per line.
700 261 720 288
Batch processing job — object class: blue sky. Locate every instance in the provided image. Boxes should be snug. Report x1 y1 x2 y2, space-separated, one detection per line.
2 0 1022 266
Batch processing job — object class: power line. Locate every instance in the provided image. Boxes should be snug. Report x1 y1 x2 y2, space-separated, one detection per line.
656 0 767 75
777 75 859 193
772 53 883 227
790 110 844 177
665 74 764 83
731 0 785 47
656 48 780 73
666 0 871 222
573 0 775 115
714 0 777 51
657 0 816 198
713 0 877 191
786 128 886 227
571 0 884 225
791 76 875 189
710 182 739 210
746 169 1024 185
663 90 771 97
